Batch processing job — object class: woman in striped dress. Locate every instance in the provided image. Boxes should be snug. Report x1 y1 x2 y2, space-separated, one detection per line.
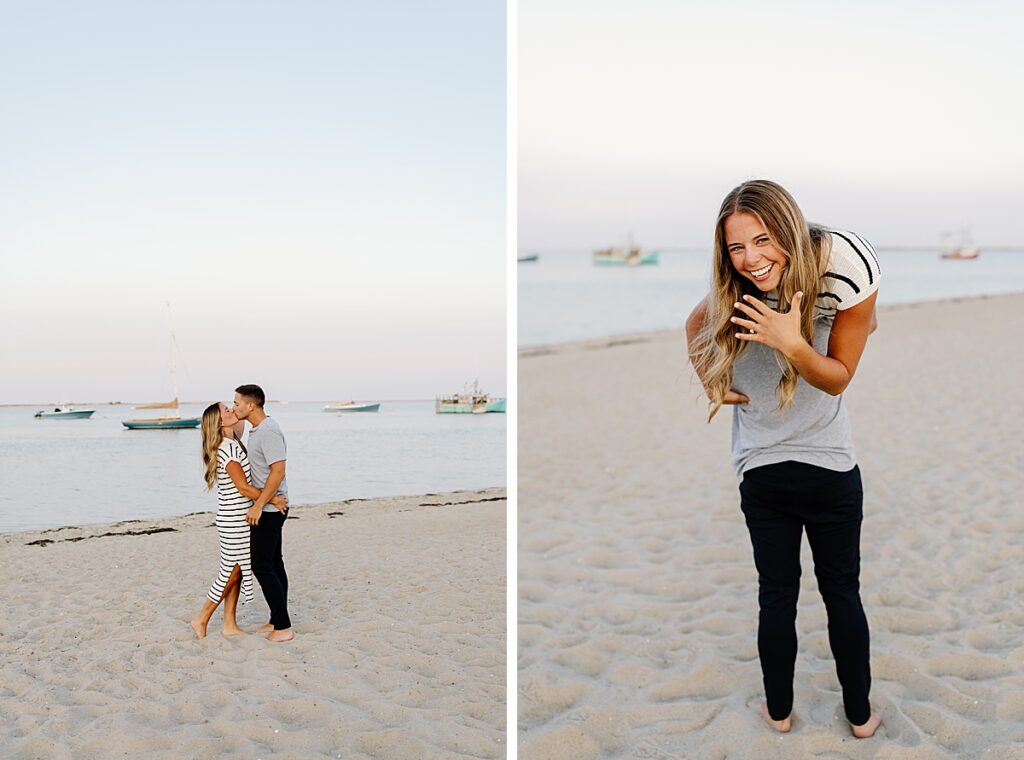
190 402 288 639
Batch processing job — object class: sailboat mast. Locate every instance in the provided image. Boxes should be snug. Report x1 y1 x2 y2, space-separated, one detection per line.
167 302 179 403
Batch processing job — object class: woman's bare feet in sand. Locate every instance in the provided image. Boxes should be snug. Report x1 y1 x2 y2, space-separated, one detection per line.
222 625 247 637
266 628 294 643
748 699 791 733
256 623 274 634
851 712 882 738
190 618 208 639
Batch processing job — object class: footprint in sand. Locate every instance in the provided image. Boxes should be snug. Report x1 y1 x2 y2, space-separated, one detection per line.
871 608 947 635
519 672 589 726
648 663 733 701
924 653 1015 680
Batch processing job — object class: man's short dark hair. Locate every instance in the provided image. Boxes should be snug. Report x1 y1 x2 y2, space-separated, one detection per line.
235 384 266 407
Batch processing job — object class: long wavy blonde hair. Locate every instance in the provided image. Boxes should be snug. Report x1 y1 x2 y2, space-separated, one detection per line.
690 179 831 420
201 403 224 491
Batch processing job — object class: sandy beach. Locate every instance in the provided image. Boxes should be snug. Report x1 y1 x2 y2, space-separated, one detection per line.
518 293 1024 759
0 488 506 759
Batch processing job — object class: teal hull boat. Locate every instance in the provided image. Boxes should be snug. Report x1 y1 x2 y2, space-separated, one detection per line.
35 406 95 419
592 248 660 266
435 384 507 414
436 400 506 414
482 398 506 413
322 402 381 413
123 417 200 430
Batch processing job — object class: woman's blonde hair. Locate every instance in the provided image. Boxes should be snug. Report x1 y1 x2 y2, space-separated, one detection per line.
690 179 831 420
201 403 224 491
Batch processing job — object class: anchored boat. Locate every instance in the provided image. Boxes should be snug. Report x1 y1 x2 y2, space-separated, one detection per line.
322 401 382 413
435 381 506 414
940 229 980 260
34 405 95 420
123 416 200 430
593 244 659 266
123 304 200 430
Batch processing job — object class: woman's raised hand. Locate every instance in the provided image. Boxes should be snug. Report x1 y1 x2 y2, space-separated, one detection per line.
731 293 805 355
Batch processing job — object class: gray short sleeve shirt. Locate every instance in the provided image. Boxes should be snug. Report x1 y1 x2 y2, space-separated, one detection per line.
729 230 881 480
247 416 288 512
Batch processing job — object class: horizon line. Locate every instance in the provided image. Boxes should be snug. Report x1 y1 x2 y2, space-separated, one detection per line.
518 245 1024 255
0 398 493 409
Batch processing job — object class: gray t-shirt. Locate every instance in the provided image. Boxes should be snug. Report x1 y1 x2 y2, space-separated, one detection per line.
730 229 881 480
247 415 288 512
730 315 856 479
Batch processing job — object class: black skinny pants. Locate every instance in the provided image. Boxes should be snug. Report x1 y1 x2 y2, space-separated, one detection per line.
740 461 871 725
250 508 291 630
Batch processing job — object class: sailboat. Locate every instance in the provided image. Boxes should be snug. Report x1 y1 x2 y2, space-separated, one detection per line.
123 304 201 430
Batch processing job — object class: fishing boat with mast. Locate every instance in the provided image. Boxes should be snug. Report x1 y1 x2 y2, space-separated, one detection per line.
592 237 660 267
940 229 980 260
123 304 200 430
435 380 506 414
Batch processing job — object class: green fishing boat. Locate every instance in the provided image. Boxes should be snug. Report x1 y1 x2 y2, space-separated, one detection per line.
592 244 659 266
436 381 506 414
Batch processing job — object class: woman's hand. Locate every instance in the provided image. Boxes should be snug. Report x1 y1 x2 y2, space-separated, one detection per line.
731 293 806 357
271 494 289 512
246 504 263 526
710 389 749 405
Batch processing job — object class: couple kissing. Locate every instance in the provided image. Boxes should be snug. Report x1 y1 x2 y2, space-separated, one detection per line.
191 384 294 643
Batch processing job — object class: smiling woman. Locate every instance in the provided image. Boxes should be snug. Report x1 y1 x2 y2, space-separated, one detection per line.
688 179 880 418
685 178 883 738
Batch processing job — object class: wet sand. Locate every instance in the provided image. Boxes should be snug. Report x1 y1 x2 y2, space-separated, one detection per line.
1 488 506 759
518 293 1024 759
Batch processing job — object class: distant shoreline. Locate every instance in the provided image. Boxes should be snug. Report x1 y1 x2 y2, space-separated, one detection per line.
518 245 1024 254
519 290 1024 357
0 486 506 539
0 398 440 409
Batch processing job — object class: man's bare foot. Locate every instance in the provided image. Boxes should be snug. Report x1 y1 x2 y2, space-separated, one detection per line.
222 625 247 637
851 712 881 738
256 623 274 634
266 628 294 643
748 698 791 733
190 618 207 640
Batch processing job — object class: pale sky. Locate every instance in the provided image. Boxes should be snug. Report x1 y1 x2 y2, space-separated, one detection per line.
0 1 505 404
519 0 1024 250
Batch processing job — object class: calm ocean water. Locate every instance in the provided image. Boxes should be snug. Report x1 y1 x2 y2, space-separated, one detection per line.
518 249 1024 346
0 402 505 533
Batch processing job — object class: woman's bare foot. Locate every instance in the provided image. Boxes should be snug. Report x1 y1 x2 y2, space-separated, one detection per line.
190 618 207 640
256 623 274 634
222 625 247 637
748 698 791 733
851 712 882 738
266 628 294 643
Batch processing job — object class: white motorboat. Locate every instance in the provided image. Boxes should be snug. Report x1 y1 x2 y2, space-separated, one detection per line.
322 401 382 413
35 405 95 419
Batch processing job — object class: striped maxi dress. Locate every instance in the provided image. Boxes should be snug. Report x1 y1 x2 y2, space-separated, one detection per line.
207 438 254 605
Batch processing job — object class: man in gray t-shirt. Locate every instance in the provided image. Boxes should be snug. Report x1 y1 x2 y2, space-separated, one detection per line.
232 383 294 643
248 415 289 513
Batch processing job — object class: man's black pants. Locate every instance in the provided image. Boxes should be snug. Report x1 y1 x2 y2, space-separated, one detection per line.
251 509 291 630
740 461 871 725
